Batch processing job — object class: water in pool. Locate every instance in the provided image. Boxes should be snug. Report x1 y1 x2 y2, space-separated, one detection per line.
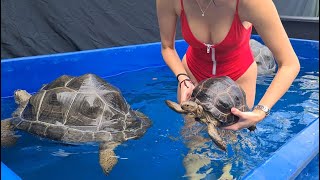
1 56 319 179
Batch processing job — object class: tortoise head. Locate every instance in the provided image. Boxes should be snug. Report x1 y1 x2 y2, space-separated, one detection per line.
165 100 204 119
14 90 31 106
180 101 198 112
181 101 204 118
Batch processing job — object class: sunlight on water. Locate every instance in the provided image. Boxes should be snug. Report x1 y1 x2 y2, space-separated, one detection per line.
1 57 319 180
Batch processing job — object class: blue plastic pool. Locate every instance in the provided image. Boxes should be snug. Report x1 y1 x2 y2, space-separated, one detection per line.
1 35 319 179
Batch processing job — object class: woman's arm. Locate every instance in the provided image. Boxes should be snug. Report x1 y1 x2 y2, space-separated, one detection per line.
156 0 195 102
157 0 186 79
224 0 300 130
242 0 300 110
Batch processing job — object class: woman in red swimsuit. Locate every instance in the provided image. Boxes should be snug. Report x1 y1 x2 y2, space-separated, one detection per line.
156 0 300 130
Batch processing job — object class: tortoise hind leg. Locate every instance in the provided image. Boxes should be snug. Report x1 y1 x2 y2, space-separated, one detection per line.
99 142 120 175
1 118 19 147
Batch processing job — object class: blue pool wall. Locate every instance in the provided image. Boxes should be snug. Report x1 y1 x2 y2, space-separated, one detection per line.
1 163 21 180
244 118 319 179
2 35 319 98
1 35 319 179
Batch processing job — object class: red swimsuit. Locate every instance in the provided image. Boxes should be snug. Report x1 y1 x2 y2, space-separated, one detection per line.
180 0 254 82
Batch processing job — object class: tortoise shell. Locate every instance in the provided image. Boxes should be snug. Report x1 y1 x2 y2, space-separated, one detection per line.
250 39 276 75
12 74 151 143
191 76 249 126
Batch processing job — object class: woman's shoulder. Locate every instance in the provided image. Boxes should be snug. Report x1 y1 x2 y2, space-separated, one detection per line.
157 0 181 15
238 0 276 22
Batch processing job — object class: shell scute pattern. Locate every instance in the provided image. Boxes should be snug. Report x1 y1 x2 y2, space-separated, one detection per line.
192 76 248 126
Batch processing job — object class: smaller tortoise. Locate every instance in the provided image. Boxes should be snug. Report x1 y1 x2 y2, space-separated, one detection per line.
1 73 152 175
165 76 256 151
250 39 276 75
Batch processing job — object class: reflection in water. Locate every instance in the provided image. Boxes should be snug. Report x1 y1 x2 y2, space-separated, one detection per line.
180 117 258 180
297 74 319 90
295 74 319 125
218 163 233 180
183 153 213 180
181 117 215 180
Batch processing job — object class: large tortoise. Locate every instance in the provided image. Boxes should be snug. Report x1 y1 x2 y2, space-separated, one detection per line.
165 76 256 151
1 73 152 175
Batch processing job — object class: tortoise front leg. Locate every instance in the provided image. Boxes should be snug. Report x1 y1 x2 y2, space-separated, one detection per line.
1 118 19 147
207 123 227 151
99 142 120 175
165 100 187 114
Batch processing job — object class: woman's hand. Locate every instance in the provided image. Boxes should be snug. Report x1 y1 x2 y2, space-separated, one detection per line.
221 107 266 131
179 79 195 103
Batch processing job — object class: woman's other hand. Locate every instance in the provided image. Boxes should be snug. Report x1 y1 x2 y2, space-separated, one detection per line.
221 107 266 131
